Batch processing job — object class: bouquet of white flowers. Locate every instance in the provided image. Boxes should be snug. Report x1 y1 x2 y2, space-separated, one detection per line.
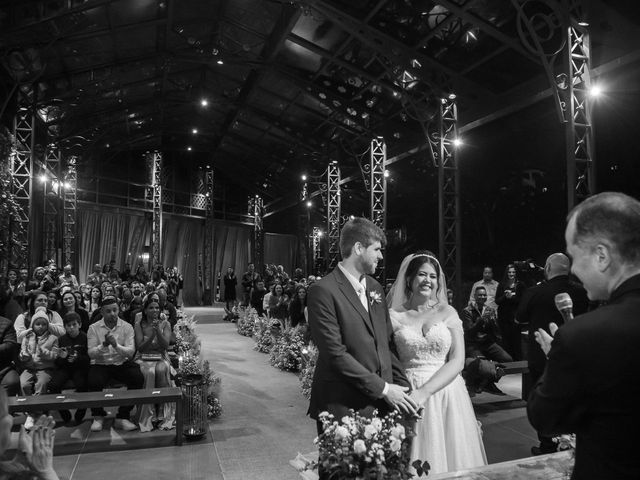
310 410 428 479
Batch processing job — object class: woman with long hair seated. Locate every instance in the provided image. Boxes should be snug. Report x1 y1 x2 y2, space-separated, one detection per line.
134 295 175 432
59 290 91 333
14 291 65 343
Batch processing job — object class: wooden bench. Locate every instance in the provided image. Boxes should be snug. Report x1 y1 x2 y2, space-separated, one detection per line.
498 360 531 400
8 387 184 446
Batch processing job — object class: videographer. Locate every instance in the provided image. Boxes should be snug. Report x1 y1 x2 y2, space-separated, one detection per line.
517 252 588 455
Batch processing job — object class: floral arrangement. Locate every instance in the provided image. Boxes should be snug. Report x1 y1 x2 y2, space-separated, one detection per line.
299 343 318 399
309 410 428 480
254 326 275 353
269 326 306 372
173 309 223 419
237 307 257 336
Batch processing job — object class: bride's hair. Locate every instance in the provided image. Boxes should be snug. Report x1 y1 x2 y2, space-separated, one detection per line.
404 254 443 298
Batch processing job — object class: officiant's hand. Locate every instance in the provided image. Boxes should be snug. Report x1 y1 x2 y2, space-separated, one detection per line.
534 322 558 357
383 384 418 416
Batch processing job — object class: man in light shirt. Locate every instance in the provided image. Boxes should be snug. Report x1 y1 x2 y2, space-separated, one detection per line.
86 297 143 432
468 266 499 309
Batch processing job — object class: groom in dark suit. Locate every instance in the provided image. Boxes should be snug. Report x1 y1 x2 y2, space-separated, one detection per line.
528 192 640 480
307 218 417 434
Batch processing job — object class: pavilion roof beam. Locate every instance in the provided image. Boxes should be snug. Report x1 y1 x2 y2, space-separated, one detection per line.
208 4 302 159
433 0 539 64
305 0 494 99
0 0 122 37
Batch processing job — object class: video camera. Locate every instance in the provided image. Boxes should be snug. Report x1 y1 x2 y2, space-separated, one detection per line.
513 259 544 287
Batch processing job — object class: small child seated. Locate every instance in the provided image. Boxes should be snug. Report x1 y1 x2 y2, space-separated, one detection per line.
48 312 90 425
19 306 58 430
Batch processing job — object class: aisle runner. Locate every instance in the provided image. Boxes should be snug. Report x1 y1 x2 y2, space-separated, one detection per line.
184 306 227 324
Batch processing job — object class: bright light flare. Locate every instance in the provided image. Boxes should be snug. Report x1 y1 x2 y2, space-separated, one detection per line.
200 99 208 107
301 174 307 181
453 138 463 147
306 201 312 208
589 85 602 98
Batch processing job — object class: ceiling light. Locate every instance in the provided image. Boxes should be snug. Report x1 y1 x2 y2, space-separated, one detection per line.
63 182 71 189
192 128 198 134
578 21 589 27
301 174 307 181
453 138 463 147
588 84 602 97
200 99 208 107
384 170 390 178
306 201 312 208
217 60 224 65
187 146 192 151
39 174 47 183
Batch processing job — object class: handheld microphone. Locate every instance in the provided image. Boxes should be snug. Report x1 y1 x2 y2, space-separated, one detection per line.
554 292 574 323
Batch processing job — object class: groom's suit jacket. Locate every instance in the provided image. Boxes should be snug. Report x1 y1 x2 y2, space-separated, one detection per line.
527 274 640 480
307 267 410 420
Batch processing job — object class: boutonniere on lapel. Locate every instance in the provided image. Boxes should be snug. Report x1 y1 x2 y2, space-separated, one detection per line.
369 290 382 306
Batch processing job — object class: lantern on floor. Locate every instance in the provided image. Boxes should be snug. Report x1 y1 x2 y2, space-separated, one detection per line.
181 374 207 439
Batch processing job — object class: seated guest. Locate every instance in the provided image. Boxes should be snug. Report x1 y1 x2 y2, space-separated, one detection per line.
156 288 177 328
46 290 59 314
289 285 307 328
268 284 289 323
0 277 23 322
118 287 135 324
134 296 174 432
0 303 19 396
250 280 267 316
19 307 58 430
58 265 79 291
48 312 89 425
86 297 143 432
27 267 47 293
15 291 65 342
86 264 105 286
59 290 90 333
462 286 512 394
87 286 102 317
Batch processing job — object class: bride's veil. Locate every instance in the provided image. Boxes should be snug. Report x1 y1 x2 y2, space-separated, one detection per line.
386 253 449 311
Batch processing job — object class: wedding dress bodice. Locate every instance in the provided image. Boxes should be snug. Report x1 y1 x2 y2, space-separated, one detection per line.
392 316 452 370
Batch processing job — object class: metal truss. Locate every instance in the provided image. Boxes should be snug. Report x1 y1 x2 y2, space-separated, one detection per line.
62 155 77 268
299 179 309 274
514 0 595 210
148 151 163 269
11 91 35 269
203 167 214 304
312 226 322 275
248 195 264 273
326 161 341 271
43 145 61 263
370 136 387 283
564 23 595 209
429 98 461 298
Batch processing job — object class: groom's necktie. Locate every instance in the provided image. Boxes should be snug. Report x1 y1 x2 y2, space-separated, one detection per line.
357 285 369 312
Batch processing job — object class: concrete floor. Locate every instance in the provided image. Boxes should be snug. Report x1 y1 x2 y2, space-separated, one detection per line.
4 307 538 479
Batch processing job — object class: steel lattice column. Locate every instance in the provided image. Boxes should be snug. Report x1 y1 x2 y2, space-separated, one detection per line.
327 161 341 271
11 90 35 269
62 156 77 268
437 98 461 298
564 23 595 210
148 151 163 269
249 195 264 274
370 137 387 282
299 179 310 274
312 227 322 275
203 167 214 305
43 145 61 263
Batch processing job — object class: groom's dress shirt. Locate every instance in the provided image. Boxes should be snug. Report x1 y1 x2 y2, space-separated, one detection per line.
337 263 368 312
337 263 388 395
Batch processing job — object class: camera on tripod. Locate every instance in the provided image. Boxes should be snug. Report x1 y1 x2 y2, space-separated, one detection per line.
513 259 544 287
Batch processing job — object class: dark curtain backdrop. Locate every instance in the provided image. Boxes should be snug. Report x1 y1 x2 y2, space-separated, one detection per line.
77 208 299 306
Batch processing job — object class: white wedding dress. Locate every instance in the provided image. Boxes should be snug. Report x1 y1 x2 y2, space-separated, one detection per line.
391 306 487 475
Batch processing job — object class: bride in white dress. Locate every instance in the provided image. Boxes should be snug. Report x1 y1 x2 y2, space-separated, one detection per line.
387 253 487 475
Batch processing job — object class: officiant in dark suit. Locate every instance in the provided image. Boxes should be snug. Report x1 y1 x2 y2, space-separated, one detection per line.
307 217 416 434
528 192 640 480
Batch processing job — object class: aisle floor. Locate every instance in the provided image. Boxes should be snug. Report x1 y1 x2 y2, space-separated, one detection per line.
4 307 538 479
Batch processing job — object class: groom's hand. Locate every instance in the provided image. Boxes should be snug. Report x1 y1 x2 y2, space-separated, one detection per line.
383 384 418 416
